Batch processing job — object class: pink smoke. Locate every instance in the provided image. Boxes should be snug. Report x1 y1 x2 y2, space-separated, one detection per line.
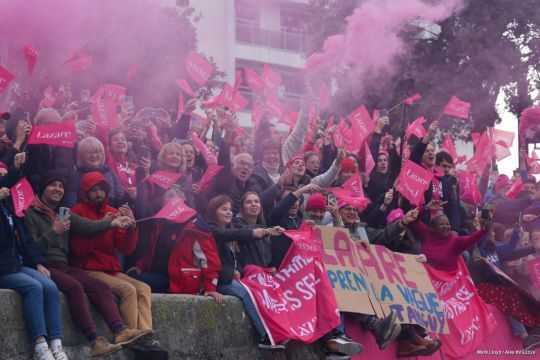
306 0 465 82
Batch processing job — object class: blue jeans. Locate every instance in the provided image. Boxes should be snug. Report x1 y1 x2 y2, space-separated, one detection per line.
218 280 266 338
322 312 346 342
131 272 170 293
0 266 62 341
507 315 527 337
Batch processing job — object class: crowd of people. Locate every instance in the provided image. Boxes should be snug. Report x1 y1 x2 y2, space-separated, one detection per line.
1 83 540 360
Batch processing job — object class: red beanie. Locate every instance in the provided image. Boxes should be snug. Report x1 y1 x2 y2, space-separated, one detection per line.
340 158 357 173
305 193 326 211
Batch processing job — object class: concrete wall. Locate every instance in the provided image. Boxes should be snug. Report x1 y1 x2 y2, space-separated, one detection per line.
0 289 322 360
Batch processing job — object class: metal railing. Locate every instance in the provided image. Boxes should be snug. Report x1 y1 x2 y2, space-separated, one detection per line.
235 19 307 53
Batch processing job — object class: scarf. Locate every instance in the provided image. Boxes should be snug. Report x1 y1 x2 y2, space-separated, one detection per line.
32 196 58 223
262 162 280 184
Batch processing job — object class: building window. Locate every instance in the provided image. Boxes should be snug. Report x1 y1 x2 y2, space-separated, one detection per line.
176 0 189 7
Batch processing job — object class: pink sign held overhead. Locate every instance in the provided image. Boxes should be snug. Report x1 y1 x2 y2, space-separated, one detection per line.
443 95 470 119
152 197 197 223
395 160 434 206
11 178 35 217
24 44 38 76
91 96 119 129
146 170 183 190
185 51 215 87
27 120 77 148
528 257 540 289
0 65 15 93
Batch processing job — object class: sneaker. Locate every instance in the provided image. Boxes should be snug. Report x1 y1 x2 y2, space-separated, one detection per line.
51 347 68 360
114 328 153 347
258 334 286 350
523 335 540 351
91 336 122 359
34 347 55 360
326 334 363 356
371 311 401 349
324 350 351 360
397 340 427 357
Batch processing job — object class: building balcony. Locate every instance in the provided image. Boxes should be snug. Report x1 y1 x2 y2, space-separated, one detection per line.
235 19 307 54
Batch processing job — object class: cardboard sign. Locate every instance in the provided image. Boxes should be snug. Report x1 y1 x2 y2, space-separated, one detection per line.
316 226 448 333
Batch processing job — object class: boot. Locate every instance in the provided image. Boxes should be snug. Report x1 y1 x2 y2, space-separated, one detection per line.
91 336 121 359
114 328 153 346
411 335 442 356
397 340 427 357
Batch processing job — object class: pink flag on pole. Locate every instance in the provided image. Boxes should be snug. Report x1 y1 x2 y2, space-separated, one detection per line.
490 127 515 147
0 65 15 93
403 93 421 105
198 164 224 191
364 142 375 175
232 91 249 111
395 160 434 206
146 170 183 190
126 65 137 82
331 189 371 212
216 83 235 109
457 170 483 205
443 95 470 119
471 132 481 149
529 151 540 174
24 44 38 76
440 133 458 161
244 67 264 95
27 120 76 148
91 96 119 129
265 94 285 118
319 83 329 109
11 178 35 217
279 108 298 128
41 86 56 108
405 116 427 140
343 105 374 153
342 173 365 197
234 70 243 91
527 257 540 289
261 64 281 92
175 79 196 97
493 143 511 161
190 132 217 165
252 102 263 128
152 197 197 223
64 52 93 71
185 51 215 87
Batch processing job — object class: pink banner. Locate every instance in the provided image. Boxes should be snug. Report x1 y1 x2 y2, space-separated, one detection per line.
152 197 197 223
190 132 217 165
278 108 298 128
11 178 35 217
527 257 540 289
395 160 434 206
146 170 182 190
0 65 15 93
426 258 496 359
27 120 76 148
198 164 224 191
240 228 340 345
443 95 471 119
91 96 119 129
24 43 38 76
185 51 214 87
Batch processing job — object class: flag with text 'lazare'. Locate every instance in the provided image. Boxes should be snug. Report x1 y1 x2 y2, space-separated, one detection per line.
443 95 470 119
91 96 119 129
240 228 340 345
405 116 427 141
341 105 374 153
146 170 182 190
152 198 197 223
11 178 35 217
185 51 215 87
27 120 76 148
395 160 434 206
316 226 448 333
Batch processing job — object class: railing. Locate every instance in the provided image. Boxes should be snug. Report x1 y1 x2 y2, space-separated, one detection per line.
235 19 307 53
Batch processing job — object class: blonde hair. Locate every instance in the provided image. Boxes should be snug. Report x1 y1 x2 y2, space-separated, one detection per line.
77 136 105 168
158 142 186 174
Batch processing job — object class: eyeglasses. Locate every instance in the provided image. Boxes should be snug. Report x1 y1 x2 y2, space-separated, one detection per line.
235 160 253 169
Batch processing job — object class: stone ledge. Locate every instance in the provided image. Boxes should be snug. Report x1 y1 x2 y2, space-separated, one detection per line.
0 289 322 360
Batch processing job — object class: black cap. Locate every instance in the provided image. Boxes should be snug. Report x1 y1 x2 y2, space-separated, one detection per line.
39 170 66 195
0 112 11 120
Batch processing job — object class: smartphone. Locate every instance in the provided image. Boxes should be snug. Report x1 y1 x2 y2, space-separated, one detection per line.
481 207 490 221
58 207 70 221
125 96 135 115
139 145 151 159
23 112 30 122
80 89 90 103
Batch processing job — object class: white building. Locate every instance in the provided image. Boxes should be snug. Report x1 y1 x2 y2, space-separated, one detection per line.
171 0 311 127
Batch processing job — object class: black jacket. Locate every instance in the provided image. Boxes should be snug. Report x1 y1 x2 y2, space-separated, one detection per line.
233 217 272 269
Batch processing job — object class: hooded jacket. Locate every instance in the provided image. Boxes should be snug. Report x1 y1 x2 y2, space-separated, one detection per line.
70 172 138 274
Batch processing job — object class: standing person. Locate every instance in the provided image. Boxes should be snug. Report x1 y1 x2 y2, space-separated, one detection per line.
24 170 150 358
70 172 164 352
204 195 285 350
0 185 67 360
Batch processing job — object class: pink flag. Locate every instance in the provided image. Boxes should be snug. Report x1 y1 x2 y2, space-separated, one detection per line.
331 189 371 212
440 133 458 161
493 143 511 161
405 116 427 140
265 94 285 118
490 127 514 147
240 228 340 345
527 257 540 289
364 142 375 175
126 65 137 82
190 132 217 165
232 91 249 111
403 93 421 105
471 132 481 149
319 83 329 109
395 160 434 206
198 164 224 191
443 95 470 119
216 83 235 109
24 44 38 76
233 70 243 91
152 197 197 223
64 52 93 71
529 151 540 174
261 64 281 92
11 178 35 217
91 96 119 129
146 170 183 190
333 119 345 148
279 108 298 128
344 105 374 153
505 179 523 200
0 65 15 93
342 173 364 197
177 95 185 119
41 86 56 108
101 84 126 105
457 170 483 205
27 120 76 148
175 79 196 97
324 116 335 140
244 67 264 94
252 102 263 128
185 51 215 87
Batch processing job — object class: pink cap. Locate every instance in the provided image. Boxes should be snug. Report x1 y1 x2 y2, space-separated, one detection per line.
494 174 512 192
386 208 404 224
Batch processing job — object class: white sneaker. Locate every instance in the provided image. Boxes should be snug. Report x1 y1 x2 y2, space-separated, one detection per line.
34 347 55 360
51 347 68 360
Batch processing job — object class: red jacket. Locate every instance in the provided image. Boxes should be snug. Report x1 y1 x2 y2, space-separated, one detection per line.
70 172 138 274
136 218 221 294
